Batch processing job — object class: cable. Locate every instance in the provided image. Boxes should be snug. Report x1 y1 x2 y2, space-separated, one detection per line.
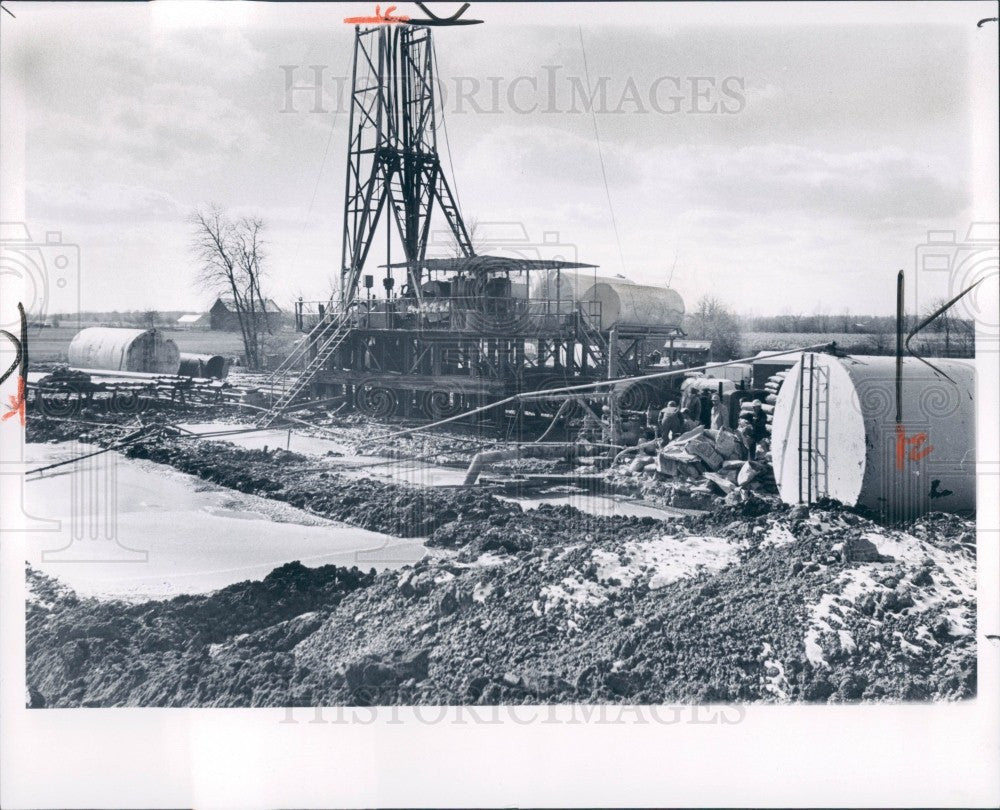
433 41 465 223
287 35 345 292
25 425 159 477
578 26 627 276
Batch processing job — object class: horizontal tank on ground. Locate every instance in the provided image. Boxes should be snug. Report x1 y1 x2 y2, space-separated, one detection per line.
580 281 685 331
68 327 180 374
771 353 975 519
178 353 230 379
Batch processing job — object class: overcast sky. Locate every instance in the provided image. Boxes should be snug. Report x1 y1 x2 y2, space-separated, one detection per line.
1 2 994 316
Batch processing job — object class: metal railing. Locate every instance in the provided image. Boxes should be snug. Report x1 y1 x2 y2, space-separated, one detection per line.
293 296 601 334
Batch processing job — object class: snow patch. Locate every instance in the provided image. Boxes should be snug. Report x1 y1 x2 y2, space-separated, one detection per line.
472 581 494 603
761 642 791 700
863 530 974 601
538 575 608 615
802 528 975 666
760 525 796 549
593 535 737 591
535 535 737 629
803 572 876 668
894 631 923 656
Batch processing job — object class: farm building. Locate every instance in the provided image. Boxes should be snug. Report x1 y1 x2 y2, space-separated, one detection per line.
209 297 283 332
176 312 210 329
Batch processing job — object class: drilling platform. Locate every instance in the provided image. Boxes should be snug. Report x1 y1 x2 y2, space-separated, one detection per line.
260 23 686 428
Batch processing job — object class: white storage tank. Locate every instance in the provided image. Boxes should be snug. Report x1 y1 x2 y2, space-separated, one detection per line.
528 269 633 303
771 353 975 519
68 327 180 374
579 281 685 331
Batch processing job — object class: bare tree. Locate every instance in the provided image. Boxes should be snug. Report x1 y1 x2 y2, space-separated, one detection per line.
687 295 742 360
191 206 272 369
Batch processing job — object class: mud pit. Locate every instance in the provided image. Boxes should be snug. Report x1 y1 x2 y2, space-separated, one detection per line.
24 411 977 707
25 443 426 600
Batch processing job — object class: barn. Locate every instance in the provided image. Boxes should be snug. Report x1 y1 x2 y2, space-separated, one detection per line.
209 297 283 332
176 312 210 330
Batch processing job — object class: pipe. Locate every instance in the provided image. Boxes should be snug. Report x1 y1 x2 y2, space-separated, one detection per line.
25 424 157 476
463 442 605 486
896 269 904 424
372 343 833 444
534 397 571 443
612 438 659 466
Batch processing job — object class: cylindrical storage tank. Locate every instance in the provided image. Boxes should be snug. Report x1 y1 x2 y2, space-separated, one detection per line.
579 282 685 331
528 269 633 302
68 327 180 374
771 353 975 519
178 352 230 379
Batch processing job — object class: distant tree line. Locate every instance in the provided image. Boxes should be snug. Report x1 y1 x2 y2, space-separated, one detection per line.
45 310 188 327
684 296 976 361
739 306 975 338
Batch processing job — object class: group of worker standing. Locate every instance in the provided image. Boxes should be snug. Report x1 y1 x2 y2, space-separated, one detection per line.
648 386 769 459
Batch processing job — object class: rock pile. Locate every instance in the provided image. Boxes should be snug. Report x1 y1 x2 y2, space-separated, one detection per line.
619 425 772 497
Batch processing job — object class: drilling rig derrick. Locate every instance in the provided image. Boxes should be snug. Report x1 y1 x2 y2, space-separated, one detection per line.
262 23 687 430
341 25 473 306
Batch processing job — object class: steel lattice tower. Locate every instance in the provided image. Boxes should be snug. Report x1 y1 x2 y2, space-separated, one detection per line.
341 24 474 306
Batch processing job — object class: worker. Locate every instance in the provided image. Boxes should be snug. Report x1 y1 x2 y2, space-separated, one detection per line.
710 393 729 430
747 399 768 459
680 386 701 423
580 407 603 442
658 400 686 443
646 403 658 429
699 390 712 428
738 416 754 456
619 418 642 447
644 404 659 441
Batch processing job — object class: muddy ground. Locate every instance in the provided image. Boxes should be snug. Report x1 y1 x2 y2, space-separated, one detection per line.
24 408 977 707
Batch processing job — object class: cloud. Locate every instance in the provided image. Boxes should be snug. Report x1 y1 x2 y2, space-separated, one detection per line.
8 7 976 314
27 182 186 224
650 144 967 221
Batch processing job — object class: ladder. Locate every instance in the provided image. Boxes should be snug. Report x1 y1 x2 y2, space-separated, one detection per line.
812 362 830 499
797 352 830 504
256 308 355 427
576 301 610 368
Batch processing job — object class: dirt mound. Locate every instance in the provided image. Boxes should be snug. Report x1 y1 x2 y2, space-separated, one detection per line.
26 562 375 707
26 504 976 707
24 410 976 707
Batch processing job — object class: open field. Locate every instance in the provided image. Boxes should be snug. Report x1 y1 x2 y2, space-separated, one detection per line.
28 327 263 363
740 331 973 357
743 332 877 353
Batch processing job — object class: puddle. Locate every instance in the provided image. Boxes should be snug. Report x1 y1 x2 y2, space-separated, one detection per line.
24 442 426 601
178 423 689 516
